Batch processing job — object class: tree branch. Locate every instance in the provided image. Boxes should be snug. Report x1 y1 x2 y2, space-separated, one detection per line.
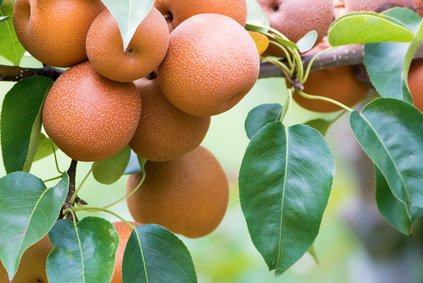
61 160 79 221
1 43 422 82
0 64 63 81
259 44 423 79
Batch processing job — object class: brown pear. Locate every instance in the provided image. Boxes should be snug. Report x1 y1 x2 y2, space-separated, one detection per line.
344 0 414 12
111 222 140 283
126 146 229 238
408 59 423 111
294 65 370 112
86 8 169 82
42 62 142 161
130 77 210 161
14 0 105 67
158 13 260 117
0 236 52 283
258 0 334 43
154 0 247 31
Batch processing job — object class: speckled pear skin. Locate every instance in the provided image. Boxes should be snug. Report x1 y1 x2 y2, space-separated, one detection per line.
154 0 247 31
14 0 105 67
130 77 210 161
344 0 414 12
86 8 170 82
158 13 260 117
126 147 229 238
42 62 142 162
111 222 140 283
0 236 52 283
257 0 334 43
408 59 423 112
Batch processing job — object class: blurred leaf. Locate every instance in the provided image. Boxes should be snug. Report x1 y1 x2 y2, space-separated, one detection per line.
1 77 53 173
246 0 269 27
245 103 282 139
123 224 197 283
0 173 68 280
0 0 25 65
350 98 423 221
308 245 319 264
297 31 318 53
305 118 334 136
93 146 131 185
33 133 57 162
328 12 414 46
124 149 142 175
274 35 298 50
375 166 412 235
249 31 270 55
100 0 154 50
47 217 119 283
364 8 421 102
239 122 335 275
0 16 8 21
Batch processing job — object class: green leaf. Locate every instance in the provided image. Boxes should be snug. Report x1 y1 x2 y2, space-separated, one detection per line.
328 12 414 46
375 166 412 235
364 8 421 102
92 146 131 184
33 133 58 162
305 118 335 136
0 15 8 22
274 35 298 50
350 98 423 221
124 149 142 175
296 31 318 53
100 0 154 50
1 77 53 173
0 0 25 65
245 103 283 140
239 122 335 275
123 224 197 283
47 217 119 283
0 173 68 280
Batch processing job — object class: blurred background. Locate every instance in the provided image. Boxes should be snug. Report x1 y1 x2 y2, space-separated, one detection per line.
1 50 423 283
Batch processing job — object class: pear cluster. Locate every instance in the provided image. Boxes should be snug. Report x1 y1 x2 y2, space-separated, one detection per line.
13 0 259 163
13 0 257 243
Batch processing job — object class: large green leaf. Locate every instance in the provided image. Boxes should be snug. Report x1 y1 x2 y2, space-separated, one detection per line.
375 166 411 235
0 0 25 65
328 12 414 46
92 146 131 184
123 224 197 283
239 122 335 275
0 173 68 280
364 8 421 102
1 76 53 173
245 103 282 140
350 98 423 221
47 217 119 283
100 0 154 50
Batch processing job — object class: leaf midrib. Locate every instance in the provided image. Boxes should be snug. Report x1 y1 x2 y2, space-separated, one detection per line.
275 126 289 270
359 112 411 205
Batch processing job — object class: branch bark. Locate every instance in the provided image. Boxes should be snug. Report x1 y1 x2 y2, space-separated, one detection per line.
0 64 63 81
0 43 422 82
61 160 78 221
